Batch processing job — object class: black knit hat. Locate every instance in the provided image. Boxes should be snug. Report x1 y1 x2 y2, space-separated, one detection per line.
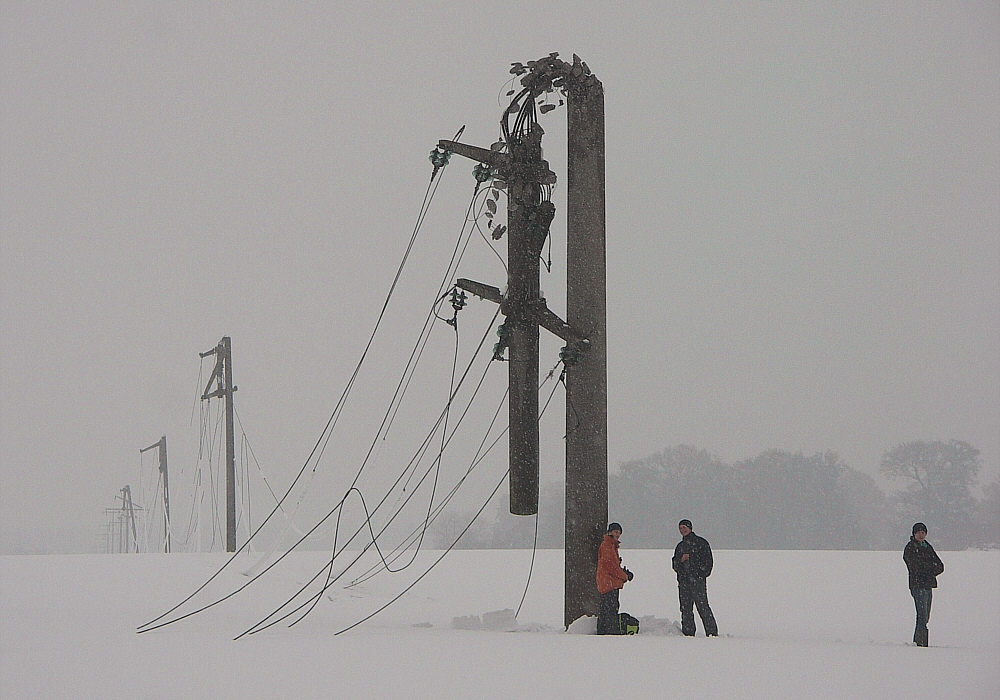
607 522 622 534
912 522 927 535
678 519 693 529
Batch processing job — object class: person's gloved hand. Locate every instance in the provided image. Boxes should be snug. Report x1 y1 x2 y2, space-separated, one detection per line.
624 567 634 581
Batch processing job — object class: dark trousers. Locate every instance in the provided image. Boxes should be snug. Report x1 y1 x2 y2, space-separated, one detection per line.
910 588 932 636
597 589 621 634
678 577 718 636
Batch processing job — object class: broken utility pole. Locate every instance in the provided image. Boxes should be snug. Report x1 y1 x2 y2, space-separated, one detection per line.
200 336 238 552
439 54 607 629
440 122 556 516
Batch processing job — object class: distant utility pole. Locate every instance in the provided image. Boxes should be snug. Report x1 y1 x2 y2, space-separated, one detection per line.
200 336 238 552
121 485 139 553
105 486 141 553
139 435 171 553
439 54 607 628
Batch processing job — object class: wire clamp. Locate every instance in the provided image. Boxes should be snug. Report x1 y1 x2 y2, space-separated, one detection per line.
492 323 509 361
429 146 451 178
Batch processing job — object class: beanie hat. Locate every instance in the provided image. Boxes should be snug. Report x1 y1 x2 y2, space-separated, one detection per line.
607 522 622 534
679 519 693 529
912 522 927 535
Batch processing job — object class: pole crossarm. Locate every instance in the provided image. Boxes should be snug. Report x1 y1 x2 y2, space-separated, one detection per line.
200 342 238 400
201 386 230 400
529 299 590 347
455 278 502 304
437 140 557 187
436 140 506 169
456 278 589 347
200 344 225 399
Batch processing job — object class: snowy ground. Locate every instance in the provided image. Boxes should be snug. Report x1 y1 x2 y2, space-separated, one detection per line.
2 549 997 699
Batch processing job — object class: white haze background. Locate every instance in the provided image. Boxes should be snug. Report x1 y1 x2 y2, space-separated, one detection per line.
3 5 997 697
3 3 998 555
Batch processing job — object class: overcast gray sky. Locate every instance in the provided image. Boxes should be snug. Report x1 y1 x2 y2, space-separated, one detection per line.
3 2 998 554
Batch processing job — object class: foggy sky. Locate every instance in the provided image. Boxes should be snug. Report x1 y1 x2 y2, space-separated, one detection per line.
2 2 998 553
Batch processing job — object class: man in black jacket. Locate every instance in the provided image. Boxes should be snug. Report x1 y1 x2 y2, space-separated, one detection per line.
671 519 718 637
903 522 944 647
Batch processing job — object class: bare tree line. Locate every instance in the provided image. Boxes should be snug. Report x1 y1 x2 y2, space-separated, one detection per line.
433 440 999 551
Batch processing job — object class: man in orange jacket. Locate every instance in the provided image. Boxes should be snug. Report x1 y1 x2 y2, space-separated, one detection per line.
596 522 633 634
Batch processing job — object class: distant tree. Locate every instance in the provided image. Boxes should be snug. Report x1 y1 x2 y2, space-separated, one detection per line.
731 450 851 549
612 446 892 550
973 478 1000 548
880 440 981 549
611 445 734 548
436 444 902 551
836 466 891 549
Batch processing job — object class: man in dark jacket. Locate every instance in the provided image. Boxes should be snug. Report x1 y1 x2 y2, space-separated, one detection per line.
903 522 944 647
671 519 718 637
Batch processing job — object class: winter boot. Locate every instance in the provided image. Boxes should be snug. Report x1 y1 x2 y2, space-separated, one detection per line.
915 629 928 647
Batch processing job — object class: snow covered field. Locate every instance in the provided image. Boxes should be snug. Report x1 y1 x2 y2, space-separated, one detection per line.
2 549 997 698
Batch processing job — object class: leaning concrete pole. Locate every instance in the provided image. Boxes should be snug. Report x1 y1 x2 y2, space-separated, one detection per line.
503 125 546 516
434 133 554 516
564 69 607 630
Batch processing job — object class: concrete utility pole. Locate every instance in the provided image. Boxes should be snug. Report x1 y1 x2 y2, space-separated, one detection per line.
200 336 238 552
140 435 171 553
562 59 608 631
439 54 607 628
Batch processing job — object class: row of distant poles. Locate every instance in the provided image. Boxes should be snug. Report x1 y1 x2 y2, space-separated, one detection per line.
106 337 236 554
